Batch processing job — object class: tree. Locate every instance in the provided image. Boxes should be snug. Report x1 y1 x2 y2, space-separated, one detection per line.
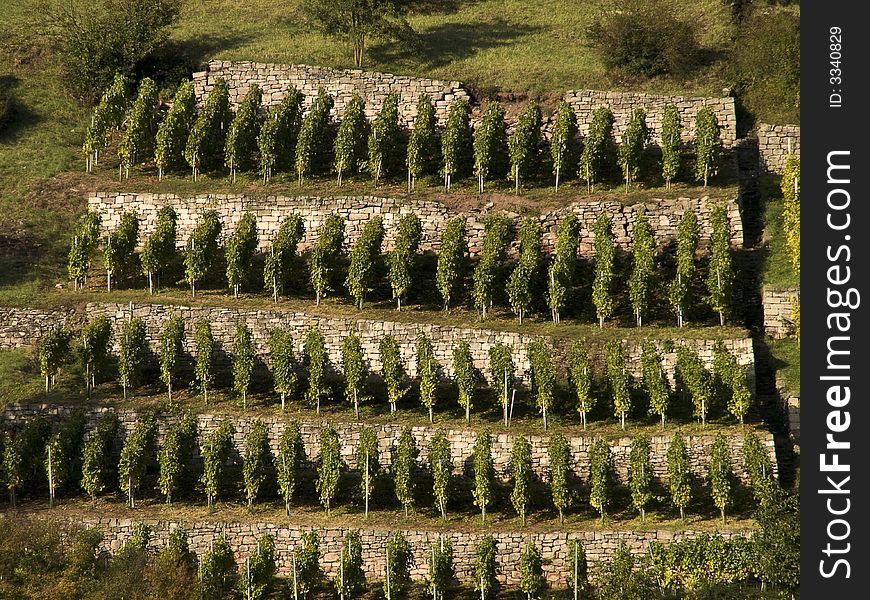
346 216 385 308
641 342 670 428
453 341 476 423
276 420 304 515
268 328 298 410
357 427 380 518
305 0 414 67
309 213 345 305
551 101 578 191
68 212 102 290
342 333 368 418
368 92 400 185
80 315 112 396
200 419 236 508
605 340 632 430
629 210 655 326
676 345 713 425
742 431 774 503
334 93 367 186
304 325 329 413
38 326 73 393
436 217 467 310
118 78 158 178
333 530 365 599
44 411 86 506
159 315 185 404
243 420 271 506
472 430 494 523
226 212 259 299
694 107 721 187
548 214 580 324
407 94 436 191
194 318 216 403
155 81 196 180
706 204 734 325
379 334 409 413
442 98 470 191
185 78 231 179
384 532 412 599
661 104 682 189
293 531 322 599
264 214 305 301
566 341 594 430
669 208 699 327
259 86 304 182
393 426 418 516
140 204 177 294
232 320 256 409
118 317 146 399
507 218 542 323
81 412 120 502
589 438 613 522
617 108 649 191
317 425 342 515
103 210 139 292
429 430 452 520
416 333 440 422
566 539 588 598
709 432 733 523
184 210 222 297
713 341 751 425
225 84 263 181
519 542 544 600
296 88 335 185
629 435 653 522
428 536 454 600
82 74 128 170
118 413 157 508
578 107 614 193
549 431 571 523
592 213 615 327
752 489 799 597
527 339 556 429
239 534 277 600
510 434 532 525
474 535 498 600
473 100 507 194
667 433 692 520
200 535 237 600
157 412 198 505
473 215 510 319
488 342 515 427
389 212 423 310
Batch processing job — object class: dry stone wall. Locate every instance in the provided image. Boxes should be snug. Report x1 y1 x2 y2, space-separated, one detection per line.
757 123 800 173
88 191 744 257
0 307 81 350
762 286 798 339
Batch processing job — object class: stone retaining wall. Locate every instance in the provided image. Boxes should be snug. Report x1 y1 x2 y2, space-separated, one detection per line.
757 123 800 173
0 307 80 350
762 287 798 339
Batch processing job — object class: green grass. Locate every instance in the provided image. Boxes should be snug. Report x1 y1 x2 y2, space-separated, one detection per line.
769 337 799 396
760 175 798 289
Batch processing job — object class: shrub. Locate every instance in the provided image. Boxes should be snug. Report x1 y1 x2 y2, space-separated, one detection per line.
506 218 542 323
118 317 146 399
441 98 470 191
309 213 345 305
304 325 329 412
357 428 380 518
453 340 476 423
345 216 385 309
226 212 259 298
510 435 532 525
416 333 440 423
488 342 515 427
225 84 264 179
268 327 298 410
661 104 682 188
276 420 303 514
184 210 222 297
474 535 498 600
118 413 157 508
194 318 216 403
157 412 197 504
708 432 733 523
567 341 595 429
103 210 140 292
781 154 800 278
694 107 721 187
238 534 276 600
380 334 409 413
527 338 555 429
232 320 256 409
642 342 670 427
566 540 588 596
200 420 235 508
185 78 231 178
629 434 653 521
200 535 237 600
428 536 454 599
118 78 158 177
295 88 334 184
264 214 305 301
333 530 365 599
317 425 342 515
155 81 196 179
258 86 304 181
605 340 631 430
592 213 615 327
44 410 87 505
589 438 613 521
158 314 185 403
667 433 692 520
472 430 494 523
550 100 578 191
384 532 412 599
617 107 649 191
548 213 580 324
406 94 436 190
519 542 544 599
81 412 120 501
334 93 367 185
473 100 508 193
436 217 467 310
393 426 418 516
140 204 177 294
388 212 422 310
82 74 128 169
668 208 699 327
549 431 571 523
676 345 713 425
342 333 368 417
293 531 322 598
578 107 613 193
629 210 656 326
38 326 73 393
368 92 400 185
473 215 510 319
429 430 453 519
242 420 271 506
68 212 102 289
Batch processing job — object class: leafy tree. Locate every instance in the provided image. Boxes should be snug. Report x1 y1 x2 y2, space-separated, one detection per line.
317 425 342 515
309 213 345 305
519 542 544 600
44 411 86 506
159 314 185 404
333 529 365 599
605 340 632 430
242 420 271 506
293 531 322 599
393 426 418 516
709 432 733 523
669 208 699 327
258 86 304 181
550 100 578 191
441 98 470 191
368 92 400 185
488 342 515 427
781 154 800 278
752 489 799 597
473 215 510 319
474 535 498 600
140 204 177 294
566 539 588 598
661 104 682 189
342 333 368 418
549 431 571 523
80 315 112 396
118 317 146 399
548 213 580 324
239 534 277 600
567 341 595 429
232 320 256 409
185 78 231 179
629 210 655 326
694 107 721 187
436 216 467 310
264 214 305 301
304 325 329 413
380 334 409 413
103 210 139 292
388 212 422 310
357 427 380 518
429 430 452 520
617 108 649 191
118 413 157 508
589 438 613 522
276 420 303 515
742 431 774 502
641 342 670 428
226 212 259 299
157 412 198 504
346 216 385 308
428 536 454 600
629 435 653 521
712 341 751 425
268 327 298 410
200 535 237 600
453 340 476 423
474 100 508 193
510 434 532 525
68 212 102 290
472 430 494 523
384 532 413 599
200 419 236 508
527 338 556 429
118 78 158 178
83 74 128 170
81 412 120 502
507 218 542 323
706 204 734 325
667 433 692 519
38 326 73 393
416 333 440 422
578 107 614 193
155 81 196 180
225 84 263 181
334 93 367 186
406 94 436 191
296 88 335 184
592 213 615 327
184 210 222 297
676 345 713 425
194 318 216 403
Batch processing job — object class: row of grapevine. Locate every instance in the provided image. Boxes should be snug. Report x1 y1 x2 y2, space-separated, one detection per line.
780 153 800 339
